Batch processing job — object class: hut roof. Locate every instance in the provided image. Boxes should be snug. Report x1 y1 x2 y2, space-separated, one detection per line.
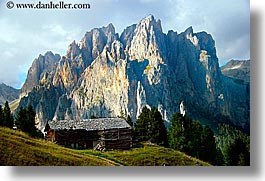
47 118 131 131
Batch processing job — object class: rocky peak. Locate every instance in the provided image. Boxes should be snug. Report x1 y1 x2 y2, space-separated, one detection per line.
20 51 60 97
103 23 116 35
128 15 166 64
120 24 137 51
137 15 162 32
52 23 120 92
66 41 80 60
79 23 118 63
184 26 199 47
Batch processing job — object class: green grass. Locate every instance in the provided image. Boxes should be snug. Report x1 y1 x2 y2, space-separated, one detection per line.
79 143 211 166
1 127 210 166
0 127 115 166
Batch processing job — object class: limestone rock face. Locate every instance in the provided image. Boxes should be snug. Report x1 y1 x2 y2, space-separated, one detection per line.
17 15 250 132
66 41 81 60
71 46 129 119
18 83 63 129
20 51 60 97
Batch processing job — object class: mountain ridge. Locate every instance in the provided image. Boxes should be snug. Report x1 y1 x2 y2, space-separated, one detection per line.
0 83 19 105
221 59 250 83
17 15 250 132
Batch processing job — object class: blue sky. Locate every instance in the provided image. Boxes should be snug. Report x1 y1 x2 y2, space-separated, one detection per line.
0 0 250 88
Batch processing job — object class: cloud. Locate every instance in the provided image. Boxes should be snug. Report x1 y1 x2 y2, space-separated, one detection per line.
0 0 250 88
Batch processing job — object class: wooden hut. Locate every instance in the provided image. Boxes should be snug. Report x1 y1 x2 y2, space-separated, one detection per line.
44 118 132 150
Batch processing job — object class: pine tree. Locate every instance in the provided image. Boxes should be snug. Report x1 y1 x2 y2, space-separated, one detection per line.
134 106 150 141
149 107 168 146
0 105 3 126
16 107 27 132
216 123 250 165
3 101 13 128
200 125 218 164
168 112 185 150
134 106 168 146
190 120 203 158
16 105 38 137
223 137 250 166
168 112 224 165
26 105 38 137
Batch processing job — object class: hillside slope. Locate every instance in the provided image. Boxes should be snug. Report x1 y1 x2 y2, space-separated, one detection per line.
79 143 210 166
0 83 19 105
0 127 116 166
0 127 210 166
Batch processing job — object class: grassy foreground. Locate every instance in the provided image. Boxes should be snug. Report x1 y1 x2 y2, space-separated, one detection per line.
79 143 210 166
0 127 210 166
0 127 115 166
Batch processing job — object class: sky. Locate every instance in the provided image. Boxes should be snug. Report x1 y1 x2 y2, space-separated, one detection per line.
0 0 250 88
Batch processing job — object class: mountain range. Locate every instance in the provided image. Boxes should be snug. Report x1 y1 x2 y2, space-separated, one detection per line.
0 83 19 105
221 59 250 83
13 15 249 132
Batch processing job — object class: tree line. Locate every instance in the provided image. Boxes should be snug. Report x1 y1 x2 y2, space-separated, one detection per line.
129 106 249 166
0 101 39 137
1 100 249 166
215 124 250 166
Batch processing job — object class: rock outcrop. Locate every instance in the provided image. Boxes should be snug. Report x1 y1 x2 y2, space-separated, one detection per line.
20 51 60 97
17 15 250 132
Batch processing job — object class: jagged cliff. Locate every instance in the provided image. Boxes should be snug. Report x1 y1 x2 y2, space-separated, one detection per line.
17 15 250 131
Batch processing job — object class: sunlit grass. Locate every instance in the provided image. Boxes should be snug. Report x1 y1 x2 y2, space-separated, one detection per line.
79 143 211 166
0 127 115 166
1 126 210 166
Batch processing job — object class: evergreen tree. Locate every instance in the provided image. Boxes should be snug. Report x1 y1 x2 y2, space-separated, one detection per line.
215 147 225 166
190 120 203 158
168 112 186 150
0 105 3 126
200 125 218 164
26 105 38 137
16 105 38 137
134 106 150 141
216 123 250 166
3 101 13 128
168 112 224 165
15 107 28 132
134 107 168 146
149 107 168 146
223 137 250 166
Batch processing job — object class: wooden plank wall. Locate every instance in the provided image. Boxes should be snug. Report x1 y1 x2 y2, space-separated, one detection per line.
47 127 132 150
